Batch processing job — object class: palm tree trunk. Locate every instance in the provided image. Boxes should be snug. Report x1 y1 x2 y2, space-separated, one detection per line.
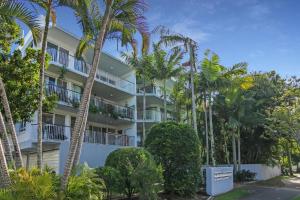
204 95 209 165
37 5 51 171
237 127 241 171
0 112 14 169
232 132 237 175
142 74 146 145
0 77 23 168
72 108 88 168
208 93 215 166
189 43 197 134
60 1 114 190
0 139 11 187
163 79 167 121
287 141 293 176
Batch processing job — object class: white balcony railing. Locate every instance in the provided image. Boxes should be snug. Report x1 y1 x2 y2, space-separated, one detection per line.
137 110 175 122
137 86 171 102
20 123 135 147
47 47 135 94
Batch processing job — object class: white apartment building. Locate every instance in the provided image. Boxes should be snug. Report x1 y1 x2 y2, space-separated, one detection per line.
16 26 175 173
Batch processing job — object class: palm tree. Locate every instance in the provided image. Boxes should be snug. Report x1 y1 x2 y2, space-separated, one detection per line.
0 78 23 168
149 44 182 121
0 138 11 187
122 33 150 145
0 0 42 169
201 50 223 166
0 0 41 45
30 0 58 170
158 27 198 134
0 112 14 168
60 0 148 190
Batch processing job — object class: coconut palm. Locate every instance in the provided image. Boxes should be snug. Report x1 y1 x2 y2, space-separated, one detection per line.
60 0 148 190
0 112 14 168
158 27 198 134
122 33 151 145
0 138 11 187
201 50 223 166
147 44 182 121
30 0 58 170
0 0 42 169
0 0 41 45
0 78 23 168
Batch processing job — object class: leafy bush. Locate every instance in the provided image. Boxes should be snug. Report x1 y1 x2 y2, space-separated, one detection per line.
234 170 256 182
65 164 105 200
145 122 202 196
0 168 57 200
96 166 120 200
105 148 163 200
0 166 105 200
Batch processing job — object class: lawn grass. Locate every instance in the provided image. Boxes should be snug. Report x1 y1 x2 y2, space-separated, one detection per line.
254 176 290 187
214 188 249 200
292 196 300 200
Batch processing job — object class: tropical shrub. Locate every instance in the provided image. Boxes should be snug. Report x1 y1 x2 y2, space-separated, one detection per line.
234 170 256 182
0 168 57 200
145 122 202 196
65 164 105 200
105 148 163 200
96 166 120 200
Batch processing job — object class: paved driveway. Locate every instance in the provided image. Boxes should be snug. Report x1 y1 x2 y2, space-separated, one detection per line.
241 186 300 200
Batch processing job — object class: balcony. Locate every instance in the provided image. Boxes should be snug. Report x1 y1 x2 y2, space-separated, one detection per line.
137 85 171 102
46 46 135 94
45 83 134 120
137 110 175 122
18 123 135 147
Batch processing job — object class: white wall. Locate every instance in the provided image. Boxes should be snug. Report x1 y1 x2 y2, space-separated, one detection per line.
58 141 123 174
240 164 281 180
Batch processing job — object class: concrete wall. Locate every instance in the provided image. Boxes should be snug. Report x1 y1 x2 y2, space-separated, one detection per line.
240 164 281 180
58 141 122 174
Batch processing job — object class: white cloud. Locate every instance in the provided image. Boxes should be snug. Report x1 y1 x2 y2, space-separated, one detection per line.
170 19 210 43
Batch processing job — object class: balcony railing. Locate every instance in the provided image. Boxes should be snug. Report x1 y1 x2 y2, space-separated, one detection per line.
30 124 134 146
137 110 175 122
46 47 134 94
137 86 171 101
45 83 134 120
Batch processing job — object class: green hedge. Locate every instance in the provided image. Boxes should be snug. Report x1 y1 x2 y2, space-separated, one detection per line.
105 147 163 200
145 122 202 196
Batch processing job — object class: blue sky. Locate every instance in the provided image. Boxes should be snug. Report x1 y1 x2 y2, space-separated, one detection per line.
24 0 300 77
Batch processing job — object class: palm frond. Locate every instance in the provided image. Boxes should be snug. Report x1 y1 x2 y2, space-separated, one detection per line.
0 0 41 44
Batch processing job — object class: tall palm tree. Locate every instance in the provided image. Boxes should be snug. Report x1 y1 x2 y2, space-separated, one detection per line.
60 0 148 190
0 78 23 168
30 0 57 170
0 0 42 169
0 138 11 187
0 0 41 45
149 44 182 121
122 33 150 145
0 112 14 168
158 27 198 134
201 50 223 166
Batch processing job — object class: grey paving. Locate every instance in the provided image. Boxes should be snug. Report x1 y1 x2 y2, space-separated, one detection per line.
241 186 300 200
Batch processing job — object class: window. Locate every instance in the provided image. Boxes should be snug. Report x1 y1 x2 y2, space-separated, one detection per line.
74 58 87 73
59 47 69 67
54 114 65 126
47 42 58 62
57 79 68 102
42 113 54 124
72 84 82 103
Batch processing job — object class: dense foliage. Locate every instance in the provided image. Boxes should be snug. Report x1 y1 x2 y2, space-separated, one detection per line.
105 148 163 200
0 166 104 200
145 122 202 196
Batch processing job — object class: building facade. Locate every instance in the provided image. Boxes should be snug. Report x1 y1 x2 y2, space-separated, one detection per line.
16 26 174 173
